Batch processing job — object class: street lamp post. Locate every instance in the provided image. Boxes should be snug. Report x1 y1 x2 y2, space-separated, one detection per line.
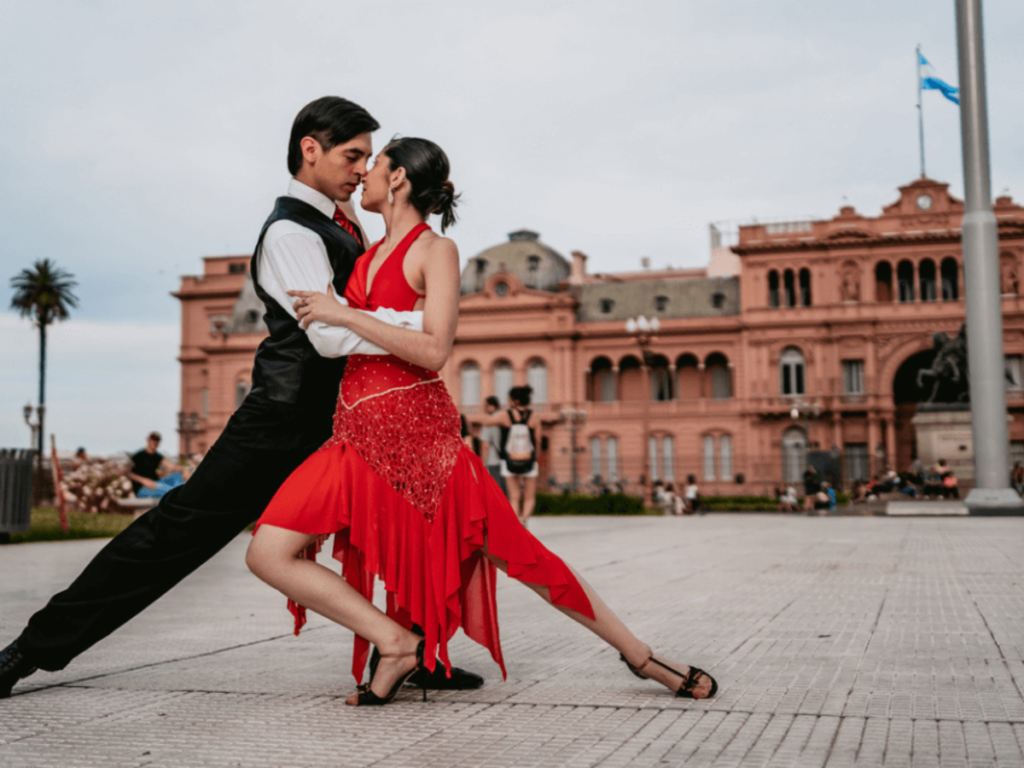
23 404 44 455
559 408 587 492
177 411 201 459
955 0 1023 514
626 315 660 503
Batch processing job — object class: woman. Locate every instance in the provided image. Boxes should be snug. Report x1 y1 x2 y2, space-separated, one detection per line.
473 385 544 526
245 137 717 707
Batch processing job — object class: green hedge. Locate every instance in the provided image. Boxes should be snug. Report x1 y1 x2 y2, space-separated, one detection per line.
4 506 134 544
698 493 851 512
534 493 647 516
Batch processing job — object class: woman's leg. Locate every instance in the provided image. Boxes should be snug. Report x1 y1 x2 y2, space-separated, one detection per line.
480 540 714 698
520 476 537 524
506 475 523 519
246 525 421 700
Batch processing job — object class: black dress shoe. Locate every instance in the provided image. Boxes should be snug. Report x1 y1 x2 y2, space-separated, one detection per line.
369 646 484 691
0 641 38 698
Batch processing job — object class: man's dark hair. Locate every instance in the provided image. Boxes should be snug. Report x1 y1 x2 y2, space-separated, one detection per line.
287 97 380 176
508 385 533 406
485 395 500 409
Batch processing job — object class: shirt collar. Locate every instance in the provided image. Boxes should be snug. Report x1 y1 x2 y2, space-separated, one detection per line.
287 178 337 219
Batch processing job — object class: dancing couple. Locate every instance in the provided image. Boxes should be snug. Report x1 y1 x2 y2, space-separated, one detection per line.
1 97 717 707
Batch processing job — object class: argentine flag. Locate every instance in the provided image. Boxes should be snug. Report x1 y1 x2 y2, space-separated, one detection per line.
920 53 960 105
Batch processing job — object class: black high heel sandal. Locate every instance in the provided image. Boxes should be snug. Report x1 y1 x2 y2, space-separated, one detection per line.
620 653 718 699
350 639 427 706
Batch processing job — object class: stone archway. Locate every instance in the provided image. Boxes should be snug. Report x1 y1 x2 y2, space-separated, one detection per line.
892 349 936 471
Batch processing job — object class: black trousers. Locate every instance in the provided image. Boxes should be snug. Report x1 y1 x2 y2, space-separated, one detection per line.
19 403 328 671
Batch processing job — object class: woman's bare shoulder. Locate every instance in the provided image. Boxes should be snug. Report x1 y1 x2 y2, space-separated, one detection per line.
410 231 458 262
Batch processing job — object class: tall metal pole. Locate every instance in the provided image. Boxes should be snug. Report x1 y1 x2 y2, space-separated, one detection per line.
917 44 926 178
956 0 1023 513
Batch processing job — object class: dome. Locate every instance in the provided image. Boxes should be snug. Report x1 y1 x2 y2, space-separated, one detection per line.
461 230 570 295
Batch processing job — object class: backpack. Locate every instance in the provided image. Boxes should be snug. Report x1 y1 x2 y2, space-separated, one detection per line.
502 409 536 474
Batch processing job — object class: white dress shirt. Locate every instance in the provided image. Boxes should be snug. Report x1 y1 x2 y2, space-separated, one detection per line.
256 179 423 358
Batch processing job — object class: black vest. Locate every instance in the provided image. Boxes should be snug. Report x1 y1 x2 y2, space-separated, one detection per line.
246 196 364 422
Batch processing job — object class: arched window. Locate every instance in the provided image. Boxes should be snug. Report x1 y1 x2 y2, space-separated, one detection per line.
768 270 780 308
650 434 675 481
654 295 669 312
783 269 796 308
875 261 893 303
780 347 805 396
527 359 548 404
649 354 672 401
782 427 807 484
460 361 481 408
897 260 915 302
493 361 514 405
720 434 733 480
941 258 960 300
919 259 937 301
619 356 644 401
590 356 615 402
675 354 700 400
706 353 732 400
235 380 250 409
799 268 812 306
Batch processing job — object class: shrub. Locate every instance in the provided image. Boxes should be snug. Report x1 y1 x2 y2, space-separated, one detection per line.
534 493 646 516
698 493 851 512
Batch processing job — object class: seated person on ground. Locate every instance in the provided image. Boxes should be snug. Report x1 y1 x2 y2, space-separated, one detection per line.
127 432 187 499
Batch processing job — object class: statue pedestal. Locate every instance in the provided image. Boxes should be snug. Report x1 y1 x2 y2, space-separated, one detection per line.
912 406 976 481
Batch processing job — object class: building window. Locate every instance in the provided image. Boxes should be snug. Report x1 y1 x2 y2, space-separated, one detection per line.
897 260 915 302
590 437 602 480
649 436 658 481
842 360 864 395
246 309 259 324
799 268 812 307
235 380 250 409
654 295 669 312
1006 355 1023 391
707 353 731 399
719 435 733 480
228 262 247 274
783 269 796 308
845 443 869 483
590 357 616 402
606 437 619 482
662 436 675 481
711 292 726 309
527 255 541 272
649 355 672 401
600 298 615 314
476 258 487 274
703 435 716 481
919 259 937 301
208 314 229 334
494 282 509 297
528 360 548 404
875 261 893 303
494 361 514 405
782 427 807 484
780 347 805 396
460 361 481 408
201 388 209 418
768 270 780 308
941 258 959 300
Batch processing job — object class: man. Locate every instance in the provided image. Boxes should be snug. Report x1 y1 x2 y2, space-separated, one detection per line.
1 97 481 697
478 395 507 496
127 431 185 498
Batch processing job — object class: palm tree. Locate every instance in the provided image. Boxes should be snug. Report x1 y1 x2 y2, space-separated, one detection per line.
10 259 79 457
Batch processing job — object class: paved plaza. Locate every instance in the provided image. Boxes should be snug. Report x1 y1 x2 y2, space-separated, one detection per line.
1 514 1023 767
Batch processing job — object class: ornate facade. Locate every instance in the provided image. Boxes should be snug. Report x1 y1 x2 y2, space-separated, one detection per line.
176 177 1024 494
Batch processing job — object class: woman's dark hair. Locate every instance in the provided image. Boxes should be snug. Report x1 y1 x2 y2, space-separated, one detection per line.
383 136 460 232
287 97 380 176
509 385 533 406
687 474 697 484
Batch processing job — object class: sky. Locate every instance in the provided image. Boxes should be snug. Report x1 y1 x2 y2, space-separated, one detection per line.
1 0 1022 455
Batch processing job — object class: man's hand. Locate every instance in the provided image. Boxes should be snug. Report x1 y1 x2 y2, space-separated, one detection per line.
288 284 352 329
141 478 159 490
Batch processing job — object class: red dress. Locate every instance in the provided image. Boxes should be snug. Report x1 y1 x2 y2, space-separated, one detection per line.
256 222 594 684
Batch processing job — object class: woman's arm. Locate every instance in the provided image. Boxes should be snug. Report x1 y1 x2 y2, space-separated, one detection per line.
471 411 511 427
290 237 461 371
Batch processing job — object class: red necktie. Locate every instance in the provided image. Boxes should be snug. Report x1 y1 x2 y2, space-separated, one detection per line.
333 206 364 248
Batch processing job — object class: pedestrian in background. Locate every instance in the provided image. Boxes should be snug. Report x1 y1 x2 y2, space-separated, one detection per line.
478 396 507 497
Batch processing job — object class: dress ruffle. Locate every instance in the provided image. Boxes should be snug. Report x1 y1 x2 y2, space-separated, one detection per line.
257 429 594 684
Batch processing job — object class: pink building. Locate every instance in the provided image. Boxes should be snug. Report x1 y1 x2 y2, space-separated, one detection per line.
176 177 1024 494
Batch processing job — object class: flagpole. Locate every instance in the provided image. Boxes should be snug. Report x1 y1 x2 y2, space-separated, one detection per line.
917 44 926 178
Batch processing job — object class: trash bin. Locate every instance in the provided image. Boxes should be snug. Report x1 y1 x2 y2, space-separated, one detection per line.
0 449 37 535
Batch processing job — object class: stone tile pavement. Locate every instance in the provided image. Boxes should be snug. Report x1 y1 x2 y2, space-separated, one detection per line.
1 515 1022 767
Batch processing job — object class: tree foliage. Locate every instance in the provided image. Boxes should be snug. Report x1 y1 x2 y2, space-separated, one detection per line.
10 258 79 326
